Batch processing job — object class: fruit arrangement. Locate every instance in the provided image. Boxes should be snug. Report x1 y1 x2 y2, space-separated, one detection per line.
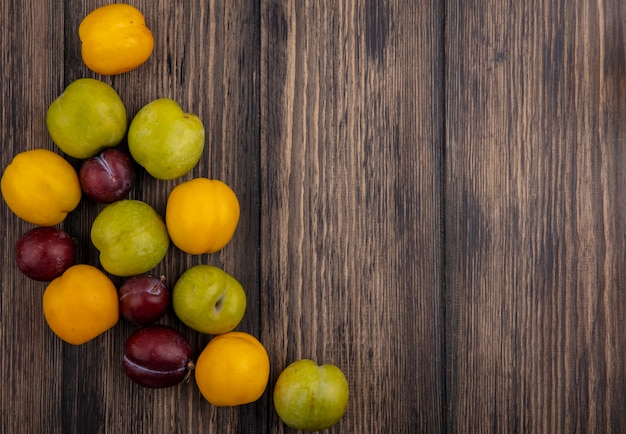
1 4 348 431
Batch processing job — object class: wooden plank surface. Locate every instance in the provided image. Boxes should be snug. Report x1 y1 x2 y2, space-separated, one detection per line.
3 0 626 433
259 1 444 432
445 0 626 432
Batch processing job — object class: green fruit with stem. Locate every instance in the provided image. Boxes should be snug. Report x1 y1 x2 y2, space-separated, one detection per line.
172 265 246 335
273 359 349 431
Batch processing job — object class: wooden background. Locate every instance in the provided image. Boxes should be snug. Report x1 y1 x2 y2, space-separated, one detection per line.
2 1 626 433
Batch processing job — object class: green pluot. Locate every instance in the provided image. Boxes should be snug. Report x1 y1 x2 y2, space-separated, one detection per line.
91 200 170 277
46 78 127 159
172 265 246 335
273 359 349 431
128 98 205 180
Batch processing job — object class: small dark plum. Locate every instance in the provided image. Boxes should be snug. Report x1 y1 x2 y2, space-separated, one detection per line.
122 325 194 388
79 148 135 203
119 274 170 325
16 226 75 281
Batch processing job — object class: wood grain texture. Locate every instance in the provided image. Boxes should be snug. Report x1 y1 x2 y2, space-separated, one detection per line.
445 0 626 432
3 0 626 433
260 1 444 432
1 2 66 433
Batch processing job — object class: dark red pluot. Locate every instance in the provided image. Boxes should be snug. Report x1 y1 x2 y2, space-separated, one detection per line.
119 274 170 325
16 226 75 281
122 325 194 388
79 148 135 203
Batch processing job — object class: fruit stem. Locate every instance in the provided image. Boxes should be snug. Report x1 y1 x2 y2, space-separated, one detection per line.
149 276 167 294
183 360 196 383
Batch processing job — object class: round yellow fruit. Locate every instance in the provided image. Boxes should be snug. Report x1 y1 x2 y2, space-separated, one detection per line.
43 264 119 345
79 4 154 75
165 178 240 254
195 332 270 406
1 149 82 225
